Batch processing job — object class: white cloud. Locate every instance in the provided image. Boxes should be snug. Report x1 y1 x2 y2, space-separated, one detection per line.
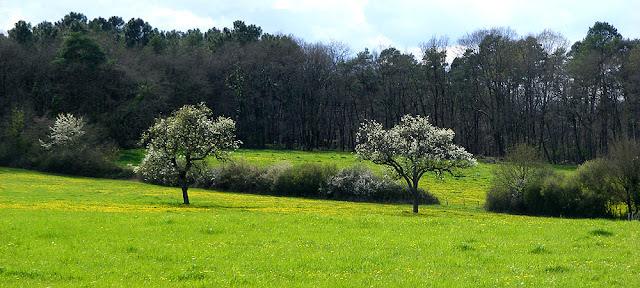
370 34 394 49
272 0 371 44
0 0 638 53
406 46 422 61
142 7 216 31
0 7 25 33
272 0 368 13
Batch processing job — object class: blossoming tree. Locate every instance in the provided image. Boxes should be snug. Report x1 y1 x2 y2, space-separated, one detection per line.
140 103 241 204
40 113 86 150
356 115 476 213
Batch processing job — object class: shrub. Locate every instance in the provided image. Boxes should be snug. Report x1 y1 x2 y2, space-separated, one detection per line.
207 160 268 193
273 163 338 197
537 173 576 216
40 146 132 178
485 144 549 214
519 161 613 218
322 165 380 200
374 184 439 205
259 162 293 193
192 160 294 194
321 165 439 204
485 183 519 213
571 159 616 217
36 113 132 179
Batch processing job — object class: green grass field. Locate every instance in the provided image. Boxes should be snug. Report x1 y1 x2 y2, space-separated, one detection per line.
1 151 638 287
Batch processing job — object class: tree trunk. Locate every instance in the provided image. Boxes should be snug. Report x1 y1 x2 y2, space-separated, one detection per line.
412 184 419 213
626 192 632 216
179 173 190 205
182 185 190 205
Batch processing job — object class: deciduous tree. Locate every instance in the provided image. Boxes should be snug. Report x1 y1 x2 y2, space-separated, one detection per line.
139 103 241 204
356 114 476 213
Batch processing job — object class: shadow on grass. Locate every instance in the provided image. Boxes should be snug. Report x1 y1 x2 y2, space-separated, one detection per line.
165 203 259 210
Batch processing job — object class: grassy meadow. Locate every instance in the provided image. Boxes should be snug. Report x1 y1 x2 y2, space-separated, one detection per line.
1 150 638 287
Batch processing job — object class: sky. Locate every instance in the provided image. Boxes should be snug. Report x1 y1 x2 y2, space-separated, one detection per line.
1 0 639 58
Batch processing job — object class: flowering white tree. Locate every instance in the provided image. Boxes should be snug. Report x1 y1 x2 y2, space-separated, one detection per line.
140 103 241 204
40 113 86 150
356 115 476 213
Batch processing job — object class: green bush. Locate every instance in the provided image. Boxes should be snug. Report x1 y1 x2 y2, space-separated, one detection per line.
485 144 549 214
206 160 269 193
517 162 613 218
570 159 615 217
40 148 132 179
273 163 338 197
486 168 552 214
485 184 519 213
537 174 577 216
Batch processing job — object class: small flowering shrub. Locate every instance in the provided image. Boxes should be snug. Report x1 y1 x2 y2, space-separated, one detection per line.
322 165 439 204
38 113 129 178
39 113 86 151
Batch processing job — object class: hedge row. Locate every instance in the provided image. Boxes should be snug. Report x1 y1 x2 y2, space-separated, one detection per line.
141 160 439 205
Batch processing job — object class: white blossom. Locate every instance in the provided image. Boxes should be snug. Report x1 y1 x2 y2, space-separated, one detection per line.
40 113 86 150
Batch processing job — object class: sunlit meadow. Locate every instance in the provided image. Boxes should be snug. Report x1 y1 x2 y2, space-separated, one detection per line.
1 150 638 287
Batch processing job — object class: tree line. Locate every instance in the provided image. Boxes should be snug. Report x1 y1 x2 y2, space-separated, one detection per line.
2 12 640 164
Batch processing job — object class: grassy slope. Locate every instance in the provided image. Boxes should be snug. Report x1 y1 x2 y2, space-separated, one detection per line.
0 152 637 287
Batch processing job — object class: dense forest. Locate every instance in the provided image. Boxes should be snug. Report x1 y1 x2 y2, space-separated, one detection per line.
1 12 640 164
